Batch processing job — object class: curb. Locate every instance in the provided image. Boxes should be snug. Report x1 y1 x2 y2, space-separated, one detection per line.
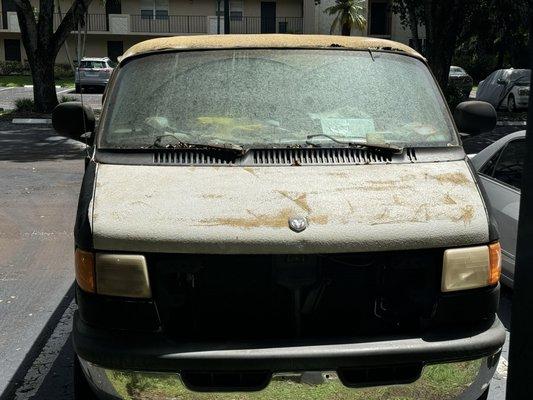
496 121 527 127
12 118 52 124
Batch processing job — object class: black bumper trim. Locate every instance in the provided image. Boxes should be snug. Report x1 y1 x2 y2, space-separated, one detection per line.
73 313 505 372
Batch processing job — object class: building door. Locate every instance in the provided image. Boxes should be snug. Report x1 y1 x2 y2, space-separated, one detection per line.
4 39 21 61
1 0 16 29
260 2 276 33
107 41 124 62
369 0 391 36
106 0 122 30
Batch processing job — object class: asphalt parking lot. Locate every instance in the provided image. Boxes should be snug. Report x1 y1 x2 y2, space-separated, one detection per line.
0 87 103 111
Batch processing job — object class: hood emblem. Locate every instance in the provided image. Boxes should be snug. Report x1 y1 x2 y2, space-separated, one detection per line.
288 216 308 233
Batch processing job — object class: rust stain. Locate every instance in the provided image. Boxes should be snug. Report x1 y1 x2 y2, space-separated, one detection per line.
415 203 431 221
198 208 329 229
347 200 355 213
453 205 475 224
243 167 258 177
200 208 293 229
434 173 469 186
327 172 349 178
309 214 329 225
392 195 403 205
443 194 457 205
277 191 311 212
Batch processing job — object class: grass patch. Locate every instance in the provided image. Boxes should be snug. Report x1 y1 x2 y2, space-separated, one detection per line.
0 75 75 88
106 360 481 400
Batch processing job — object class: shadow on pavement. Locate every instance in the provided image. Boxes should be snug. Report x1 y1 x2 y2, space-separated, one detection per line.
31 335 75 400
0 285 75 400
0 122 86 163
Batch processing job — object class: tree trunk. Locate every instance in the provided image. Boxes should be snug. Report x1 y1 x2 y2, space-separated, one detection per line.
423 0 465 90
31 51 59 113
341 22 351 36
407 9 422 52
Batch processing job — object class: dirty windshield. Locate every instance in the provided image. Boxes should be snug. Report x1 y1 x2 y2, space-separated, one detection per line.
100 49 458 149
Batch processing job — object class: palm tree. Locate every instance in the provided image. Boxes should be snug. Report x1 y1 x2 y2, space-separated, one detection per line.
324 0 367 36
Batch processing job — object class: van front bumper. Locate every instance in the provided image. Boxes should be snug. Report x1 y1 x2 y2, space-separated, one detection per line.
74 314 505 400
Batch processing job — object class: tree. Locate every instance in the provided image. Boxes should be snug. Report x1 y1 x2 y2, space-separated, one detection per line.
14 0 93 113
324 0 367 37
392 0 471 89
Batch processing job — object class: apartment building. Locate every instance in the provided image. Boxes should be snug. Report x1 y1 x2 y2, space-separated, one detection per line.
0 0 418 64
0 0 315 64
315 0 421 46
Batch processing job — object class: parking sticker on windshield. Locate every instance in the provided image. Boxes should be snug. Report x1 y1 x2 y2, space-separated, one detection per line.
320 118 375 139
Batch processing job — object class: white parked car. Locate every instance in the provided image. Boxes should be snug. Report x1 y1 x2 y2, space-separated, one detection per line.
75 57 116 93
472 130 525 287
476 69 530 112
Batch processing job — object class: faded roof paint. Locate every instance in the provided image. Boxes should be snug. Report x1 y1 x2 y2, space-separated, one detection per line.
120 34 424 63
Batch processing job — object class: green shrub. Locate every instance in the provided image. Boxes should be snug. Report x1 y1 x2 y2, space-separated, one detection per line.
60 95 77 103
0 61 28 75
14 98 34 112
55 64 74 79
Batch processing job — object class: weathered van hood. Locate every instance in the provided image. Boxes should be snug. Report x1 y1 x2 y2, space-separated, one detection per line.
91 161 489 253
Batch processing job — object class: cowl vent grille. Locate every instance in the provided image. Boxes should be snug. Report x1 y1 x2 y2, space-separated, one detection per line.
252 148 392 165
153 151 235 165
152 148 395 166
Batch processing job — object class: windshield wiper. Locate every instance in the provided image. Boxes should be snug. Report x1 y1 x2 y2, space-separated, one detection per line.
148 134 246 158
306 134 403 153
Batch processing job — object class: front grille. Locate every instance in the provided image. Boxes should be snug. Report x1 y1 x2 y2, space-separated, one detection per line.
148 250 441 341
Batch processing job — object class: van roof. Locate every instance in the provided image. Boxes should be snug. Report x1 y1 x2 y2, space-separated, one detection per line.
120 34 424 63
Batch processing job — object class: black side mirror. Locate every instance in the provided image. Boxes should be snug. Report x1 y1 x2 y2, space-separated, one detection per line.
497 78 507 85
454 101 497 135
52 102 96 145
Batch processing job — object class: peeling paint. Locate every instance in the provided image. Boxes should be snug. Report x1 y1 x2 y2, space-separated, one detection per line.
443 194 457 205
92 161 489 254
121 35 424 64
277 191 311 213
453 205 475 225
434 172 469 186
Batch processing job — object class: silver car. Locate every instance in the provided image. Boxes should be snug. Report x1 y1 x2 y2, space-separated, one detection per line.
472 130 525 287
75 57 116 92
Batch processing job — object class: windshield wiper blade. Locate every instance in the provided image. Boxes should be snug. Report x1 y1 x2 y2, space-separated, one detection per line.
149 135 245 155
306 134 403 153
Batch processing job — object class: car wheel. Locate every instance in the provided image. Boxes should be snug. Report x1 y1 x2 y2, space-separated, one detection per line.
74 357 99 400
75 84 81 94
507 95 517 113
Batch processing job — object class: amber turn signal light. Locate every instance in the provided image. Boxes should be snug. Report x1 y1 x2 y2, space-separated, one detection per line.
488 242 502 286
75 248 95 293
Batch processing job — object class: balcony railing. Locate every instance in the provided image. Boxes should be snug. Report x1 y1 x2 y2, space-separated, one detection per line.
230 17 303 34
131 15 207 34
53 13 108 32
48 13 303 35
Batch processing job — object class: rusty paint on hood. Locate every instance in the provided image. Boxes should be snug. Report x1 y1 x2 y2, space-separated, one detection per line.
91 161 489 254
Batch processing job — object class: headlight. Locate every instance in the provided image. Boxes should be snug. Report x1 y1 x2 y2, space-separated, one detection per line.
75 250 151 298
441 242 501 292
518 88 529 96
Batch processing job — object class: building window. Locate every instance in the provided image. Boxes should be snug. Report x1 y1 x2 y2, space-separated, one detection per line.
4 39 21 62
216 0 243 20
369 0 391 36
141 0 169 19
